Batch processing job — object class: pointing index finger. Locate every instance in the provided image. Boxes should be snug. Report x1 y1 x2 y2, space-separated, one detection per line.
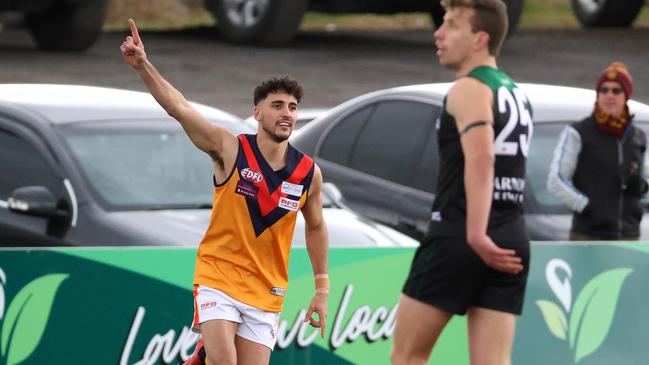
128 18 141 45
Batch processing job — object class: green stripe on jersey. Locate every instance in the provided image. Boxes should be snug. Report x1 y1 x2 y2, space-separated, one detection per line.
468 65 517 91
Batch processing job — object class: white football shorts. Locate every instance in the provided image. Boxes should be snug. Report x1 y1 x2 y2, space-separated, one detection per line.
191 285 281 350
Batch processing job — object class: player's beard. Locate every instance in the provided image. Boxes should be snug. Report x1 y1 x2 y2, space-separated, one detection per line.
262 122 291 143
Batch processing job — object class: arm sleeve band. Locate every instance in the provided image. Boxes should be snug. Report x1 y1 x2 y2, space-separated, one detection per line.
460 120 492 136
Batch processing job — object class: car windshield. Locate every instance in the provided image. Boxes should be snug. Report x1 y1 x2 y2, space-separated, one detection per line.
57 119 249 210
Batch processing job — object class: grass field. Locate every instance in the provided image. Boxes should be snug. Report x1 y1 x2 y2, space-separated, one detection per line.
103 0 649 32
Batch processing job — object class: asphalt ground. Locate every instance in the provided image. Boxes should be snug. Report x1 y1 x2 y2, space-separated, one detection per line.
0 26 648 117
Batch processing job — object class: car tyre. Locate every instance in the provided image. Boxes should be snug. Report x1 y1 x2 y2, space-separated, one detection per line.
26 0 108 51
431 0 525 37
430 1 445 30
571 0 645 27
207 0 307 45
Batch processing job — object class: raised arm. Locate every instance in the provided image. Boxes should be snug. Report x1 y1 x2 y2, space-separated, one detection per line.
120 18 237 162
300 165 329 338
446 78 522 274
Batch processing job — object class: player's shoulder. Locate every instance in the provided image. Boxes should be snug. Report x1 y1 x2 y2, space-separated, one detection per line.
449 77 490 97
453 76 484 89
447 77 491 112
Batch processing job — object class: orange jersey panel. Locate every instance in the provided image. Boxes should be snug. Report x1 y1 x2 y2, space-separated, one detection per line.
194 134 314 312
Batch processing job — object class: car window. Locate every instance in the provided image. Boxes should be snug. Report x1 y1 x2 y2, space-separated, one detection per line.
319 106 373 165
0 128 62 199
58 121 214 210
350 100 438 184
404 108 442 193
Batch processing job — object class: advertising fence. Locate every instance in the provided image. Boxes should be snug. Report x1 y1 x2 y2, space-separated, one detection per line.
1 243 647 364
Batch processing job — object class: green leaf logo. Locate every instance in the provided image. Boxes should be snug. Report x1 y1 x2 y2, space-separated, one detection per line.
1 273 69 365
536 300 567 340
568 268 632 363
538 260 632 364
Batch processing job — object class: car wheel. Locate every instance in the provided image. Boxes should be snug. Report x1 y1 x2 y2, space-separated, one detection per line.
430 1 445 29
571 0 645 27
26 0 107 51
505 0 525 36
430 0 525 37
208 0 307 45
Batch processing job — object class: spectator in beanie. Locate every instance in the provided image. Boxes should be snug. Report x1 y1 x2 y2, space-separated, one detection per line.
547 62 649 240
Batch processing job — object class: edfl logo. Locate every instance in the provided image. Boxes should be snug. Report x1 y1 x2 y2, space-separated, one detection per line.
241 168 263 183
0 268 68 365
536 259 632 364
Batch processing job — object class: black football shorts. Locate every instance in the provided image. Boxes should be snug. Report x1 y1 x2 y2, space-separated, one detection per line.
402 236 530 315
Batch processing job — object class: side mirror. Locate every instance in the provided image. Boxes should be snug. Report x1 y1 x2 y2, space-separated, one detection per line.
8 186 67 218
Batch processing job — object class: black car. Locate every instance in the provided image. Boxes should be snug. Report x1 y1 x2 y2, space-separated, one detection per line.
206 0 525 44
0 84 417 248
290 83 649 240
0 0 107 51
204 0 643 45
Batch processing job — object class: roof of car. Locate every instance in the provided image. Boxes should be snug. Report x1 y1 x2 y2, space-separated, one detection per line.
388 83 649 122
0 84 242 125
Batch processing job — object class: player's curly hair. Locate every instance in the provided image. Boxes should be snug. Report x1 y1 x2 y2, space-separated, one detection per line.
253 76 304 105
441 0 508 56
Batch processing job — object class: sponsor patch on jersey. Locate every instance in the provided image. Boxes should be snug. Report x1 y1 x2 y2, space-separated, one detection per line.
281 181 304 196
431 211 442 222
235 180 259 199
270 287 286 297
278 197 299 211
241 168 263 183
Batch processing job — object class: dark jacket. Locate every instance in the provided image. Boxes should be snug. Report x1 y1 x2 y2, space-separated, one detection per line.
571 114 647 238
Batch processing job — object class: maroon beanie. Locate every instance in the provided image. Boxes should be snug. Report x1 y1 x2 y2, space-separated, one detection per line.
596 61 633 100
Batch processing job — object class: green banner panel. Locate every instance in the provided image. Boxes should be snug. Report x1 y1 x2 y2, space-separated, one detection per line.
0 243 645 364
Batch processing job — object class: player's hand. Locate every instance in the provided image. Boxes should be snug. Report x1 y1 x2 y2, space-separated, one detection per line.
467 234 523 274
304 292 328 338
120 18 147 69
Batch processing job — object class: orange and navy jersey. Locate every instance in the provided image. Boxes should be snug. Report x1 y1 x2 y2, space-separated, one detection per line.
194 134 315 312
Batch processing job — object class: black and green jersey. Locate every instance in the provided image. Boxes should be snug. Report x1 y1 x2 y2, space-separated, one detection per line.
427 65 533 242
